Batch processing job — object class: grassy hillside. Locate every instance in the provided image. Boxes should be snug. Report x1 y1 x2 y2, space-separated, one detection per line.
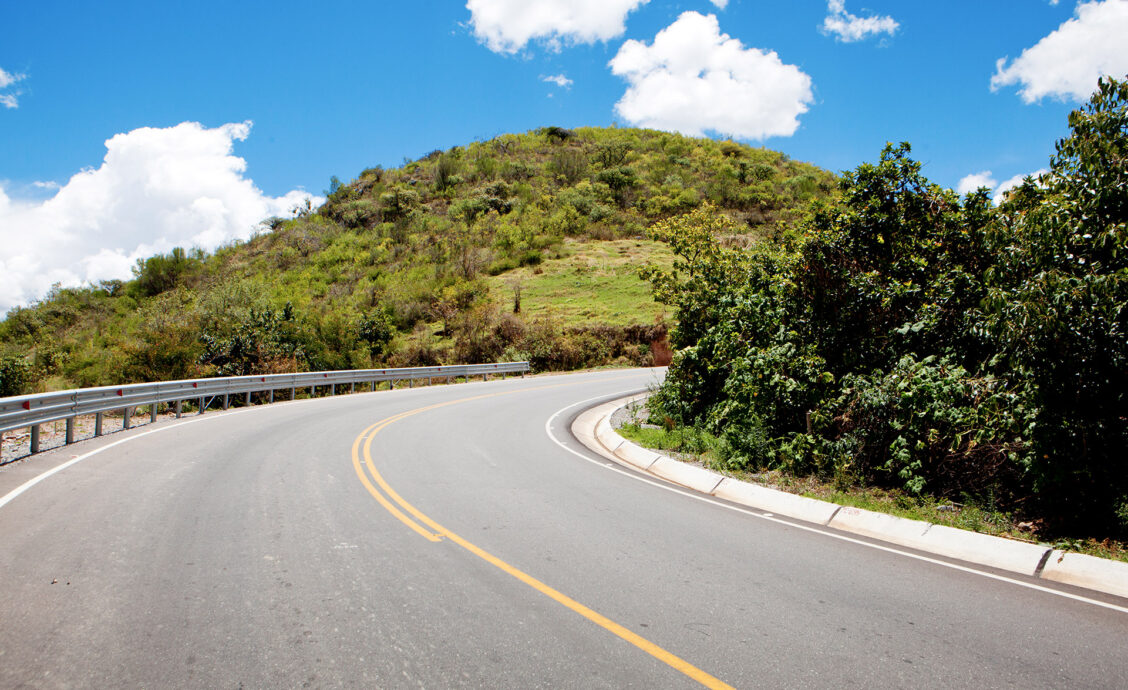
0 126 834 394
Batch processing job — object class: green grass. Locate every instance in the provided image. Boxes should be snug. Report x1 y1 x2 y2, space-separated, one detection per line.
618 422 722 464
486 238 673 326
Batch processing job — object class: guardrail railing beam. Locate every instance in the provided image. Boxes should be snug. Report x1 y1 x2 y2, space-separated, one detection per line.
0 362 529 463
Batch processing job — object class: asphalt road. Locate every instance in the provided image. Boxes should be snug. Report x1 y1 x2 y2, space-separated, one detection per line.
1 368 1125 688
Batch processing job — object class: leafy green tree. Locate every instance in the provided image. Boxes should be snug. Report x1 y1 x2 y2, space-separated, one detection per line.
596 166 639 208
198 302 305 376
985 76 1128 532
356 311 395 360
131 247 202 297
646 78 1128 536
795 143 996 375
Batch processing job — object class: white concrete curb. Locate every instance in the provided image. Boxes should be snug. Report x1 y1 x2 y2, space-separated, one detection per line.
1042 551 1128 599
572 395 1128 601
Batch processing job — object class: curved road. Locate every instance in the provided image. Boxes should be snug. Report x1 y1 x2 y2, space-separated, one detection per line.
1 369 1125 688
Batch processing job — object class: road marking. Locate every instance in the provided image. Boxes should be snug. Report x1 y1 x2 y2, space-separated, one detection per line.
352 379 734 690
0 372 641 512
544 397 1128 616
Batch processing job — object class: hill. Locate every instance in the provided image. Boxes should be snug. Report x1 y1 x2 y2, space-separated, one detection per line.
0 126 834 394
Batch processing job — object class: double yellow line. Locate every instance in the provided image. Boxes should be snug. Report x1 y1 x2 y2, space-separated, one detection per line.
350 383 734 690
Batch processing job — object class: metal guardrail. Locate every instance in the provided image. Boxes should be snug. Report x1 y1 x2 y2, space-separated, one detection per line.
0 362 530 455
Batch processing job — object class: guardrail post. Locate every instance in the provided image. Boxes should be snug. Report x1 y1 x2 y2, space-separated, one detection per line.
245 391 252 406
483 373 488 382
175 400 182 419
330 384 336 396
95 412 104 437
124 407 133 430
408 378 413 388
350 382 355 394
30 425 40 453
223 394 230 410
150 403 158 423
197 396 204 415
65 418 75 445
269 390 274 404
290 387 296 400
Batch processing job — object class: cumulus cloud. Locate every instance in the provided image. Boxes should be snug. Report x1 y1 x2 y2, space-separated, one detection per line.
956 168 1048 201
609 12 813 140
992 0 1128 103
956 170 998 196
542 73 574 88
0 121 320 313
995 170 1048 197
466 0 648 54
820 0 899 43
0 67 26 109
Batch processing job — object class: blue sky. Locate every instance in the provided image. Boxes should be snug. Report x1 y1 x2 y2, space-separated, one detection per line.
1 0 1126 310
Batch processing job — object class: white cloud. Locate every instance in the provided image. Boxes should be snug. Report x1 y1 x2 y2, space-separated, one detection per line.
995 170 1048 197
32 180 59 190
992 0 1128 103
542 73 574 88
956 168 1048 201
0 68 22 89
609 12 813 140
0 121 320 313
710 0 729 8
957 170 998 196
0 67 26 109
466 0 648 54
820 0 899 43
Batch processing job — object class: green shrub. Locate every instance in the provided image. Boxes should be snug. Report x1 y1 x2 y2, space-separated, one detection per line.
646 78 1128 537
0 355 30 396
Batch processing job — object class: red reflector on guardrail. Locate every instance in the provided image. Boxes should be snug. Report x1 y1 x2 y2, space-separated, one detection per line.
116 389 123 396
192 382 198 388
22 401 30 410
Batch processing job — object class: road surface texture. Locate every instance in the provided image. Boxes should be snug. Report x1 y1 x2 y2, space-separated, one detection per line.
1 369 1125 688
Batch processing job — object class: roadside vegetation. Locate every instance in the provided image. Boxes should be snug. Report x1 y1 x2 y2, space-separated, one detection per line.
639 77 1128 545
616 419 1127 562
0 127 833 393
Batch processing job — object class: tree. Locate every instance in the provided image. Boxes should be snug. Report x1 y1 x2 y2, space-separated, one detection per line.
356 311 394 360
131 247 202 297
645 77 1128 536
985 76 1128 532
795 143 995 375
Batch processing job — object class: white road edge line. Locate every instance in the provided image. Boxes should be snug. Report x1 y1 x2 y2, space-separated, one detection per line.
544 393 1128 616
0 402 284 510
0 381 492 511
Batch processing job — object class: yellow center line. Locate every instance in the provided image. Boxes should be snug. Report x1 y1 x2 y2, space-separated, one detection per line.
350 375 735 690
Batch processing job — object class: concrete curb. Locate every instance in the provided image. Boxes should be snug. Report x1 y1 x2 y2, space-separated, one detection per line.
572 395 1128 602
